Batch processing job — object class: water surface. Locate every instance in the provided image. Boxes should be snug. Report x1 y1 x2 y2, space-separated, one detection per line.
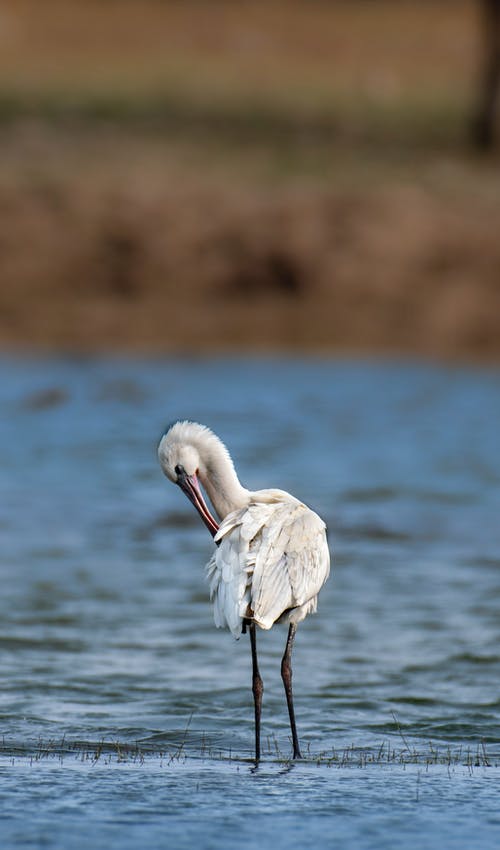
1 357 499 848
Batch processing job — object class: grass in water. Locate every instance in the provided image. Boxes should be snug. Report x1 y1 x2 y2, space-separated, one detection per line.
0 733 496 771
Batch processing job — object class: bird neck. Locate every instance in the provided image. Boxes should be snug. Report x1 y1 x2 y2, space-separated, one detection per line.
199 440 250 521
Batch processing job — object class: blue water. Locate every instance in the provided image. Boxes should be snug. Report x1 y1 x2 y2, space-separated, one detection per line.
1 356 499 848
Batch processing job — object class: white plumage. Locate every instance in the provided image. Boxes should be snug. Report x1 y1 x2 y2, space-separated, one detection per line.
158 419 331 762
207 490 329 637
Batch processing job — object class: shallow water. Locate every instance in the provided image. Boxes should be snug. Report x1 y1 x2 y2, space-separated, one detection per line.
1 356 499 848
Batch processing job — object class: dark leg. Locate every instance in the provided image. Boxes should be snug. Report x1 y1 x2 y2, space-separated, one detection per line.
281 623 302 759
249 621 263 763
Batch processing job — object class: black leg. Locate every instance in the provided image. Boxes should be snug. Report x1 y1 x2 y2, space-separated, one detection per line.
281 623 302 759
249 621 263 763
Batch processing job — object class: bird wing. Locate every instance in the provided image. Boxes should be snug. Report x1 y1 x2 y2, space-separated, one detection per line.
250 498 330 630
206 501 275 638
207 492 330 636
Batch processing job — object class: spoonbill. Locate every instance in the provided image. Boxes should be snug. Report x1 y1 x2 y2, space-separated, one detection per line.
158 420 330 762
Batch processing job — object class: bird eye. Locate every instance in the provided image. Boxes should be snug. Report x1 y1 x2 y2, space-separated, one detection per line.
174 464 184 476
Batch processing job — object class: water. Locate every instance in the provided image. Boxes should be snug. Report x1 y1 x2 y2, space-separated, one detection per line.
1 356 499 849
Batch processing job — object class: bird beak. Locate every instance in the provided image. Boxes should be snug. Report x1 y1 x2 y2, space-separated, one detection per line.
176 470 219 538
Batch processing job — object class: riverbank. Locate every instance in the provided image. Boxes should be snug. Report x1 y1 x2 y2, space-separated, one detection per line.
0 0 499 360
1 124 499 361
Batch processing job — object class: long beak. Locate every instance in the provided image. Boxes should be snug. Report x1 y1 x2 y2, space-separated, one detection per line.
177 470 219 538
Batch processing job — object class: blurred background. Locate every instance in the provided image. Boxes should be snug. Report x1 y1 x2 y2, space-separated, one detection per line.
0 0 499 360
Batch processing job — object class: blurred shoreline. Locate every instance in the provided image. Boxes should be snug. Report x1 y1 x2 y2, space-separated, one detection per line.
1 122 499 363
0 1 499 362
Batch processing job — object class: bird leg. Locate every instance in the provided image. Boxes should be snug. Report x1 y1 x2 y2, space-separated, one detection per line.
249 621 263 763
281 623 302 759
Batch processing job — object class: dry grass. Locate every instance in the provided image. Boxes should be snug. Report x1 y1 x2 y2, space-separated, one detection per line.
0 0 499 360
0 0 481 130
1 733 496 771
0 121 500 359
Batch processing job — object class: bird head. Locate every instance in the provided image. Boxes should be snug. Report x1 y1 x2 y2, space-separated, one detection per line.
158 421 219 537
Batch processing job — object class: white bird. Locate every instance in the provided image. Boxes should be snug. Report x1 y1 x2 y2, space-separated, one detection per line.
158 420 330 762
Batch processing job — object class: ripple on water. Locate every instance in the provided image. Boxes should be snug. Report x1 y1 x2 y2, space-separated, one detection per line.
1 358 500 849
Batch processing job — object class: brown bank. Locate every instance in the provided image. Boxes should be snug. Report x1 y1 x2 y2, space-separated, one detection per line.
0 127 500 361
0 0 499 361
